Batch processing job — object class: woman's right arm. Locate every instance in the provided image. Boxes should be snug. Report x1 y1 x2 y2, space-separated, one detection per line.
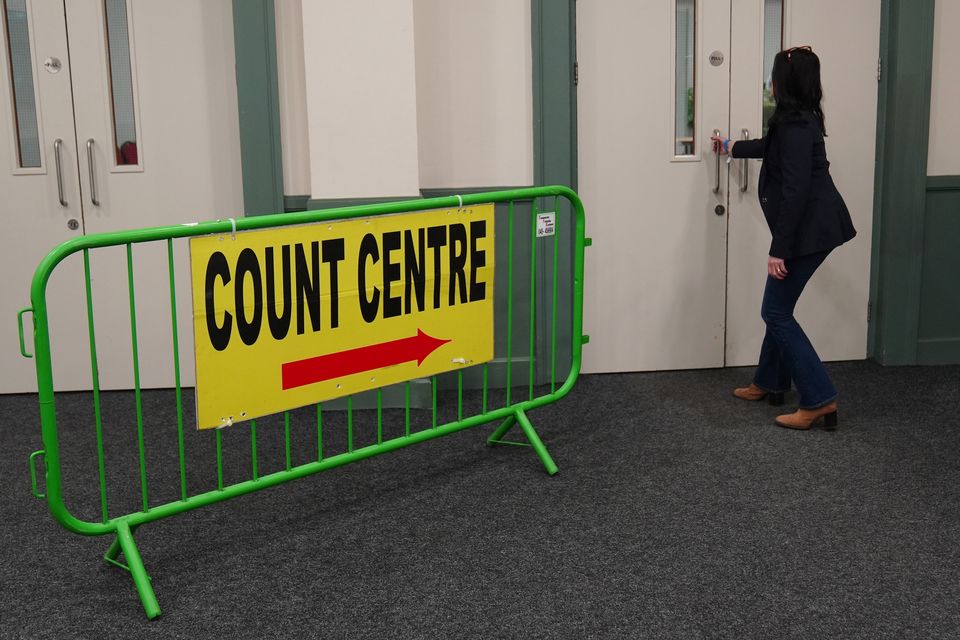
730 138 764 159
710 135 764 158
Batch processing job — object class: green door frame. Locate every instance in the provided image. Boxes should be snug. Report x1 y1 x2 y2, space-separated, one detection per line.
868 0 936 365
232 0 284 217
532 0 578 383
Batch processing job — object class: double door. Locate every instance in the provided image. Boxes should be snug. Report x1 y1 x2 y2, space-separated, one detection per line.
1 0 243 392
578 0 881 373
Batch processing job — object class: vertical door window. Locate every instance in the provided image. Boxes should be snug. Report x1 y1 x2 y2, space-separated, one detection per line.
104 0 138 165
762 0 783 135
2 0 40 168
674 0 696 156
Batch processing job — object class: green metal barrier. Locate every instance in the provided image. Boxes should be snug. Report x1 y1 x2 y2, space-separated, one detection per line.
21 186 588 619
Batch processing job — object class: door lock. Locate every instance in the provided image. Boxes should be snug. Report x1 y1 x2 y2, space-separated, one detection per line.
714 204 726 216
67 218 79 230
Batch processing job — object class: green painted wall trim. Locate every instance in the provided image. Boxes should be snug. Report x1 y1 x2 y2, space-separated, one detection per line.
306 189 534 211
283 195 310 212
867 0 891 359
532 0 577 383
233 0 284 217
868 0 936 365
532 0 577 191
306 196 414 211
926 175 960 191
420 187 533 199
916 186 960 364
917 339 960 365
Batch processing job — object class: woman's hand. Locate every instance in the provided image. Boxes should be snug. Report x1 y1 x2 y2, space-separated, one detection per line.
768 256 788 280
711 135 733 156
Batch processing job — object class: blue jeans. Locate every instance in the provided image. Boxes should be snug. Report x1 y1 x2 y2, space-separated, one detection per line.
753 250 838 409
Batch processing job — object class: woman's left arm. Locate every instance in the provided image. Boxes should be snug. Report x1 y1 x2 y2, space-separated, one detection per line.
769 121 814 259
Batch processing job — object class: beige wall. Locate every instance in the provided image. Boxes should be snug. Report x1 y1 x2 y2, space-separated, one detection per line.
275 0 311 196
300 0 422 199
413 0 533 188
275 1 534 199
928 0 960 176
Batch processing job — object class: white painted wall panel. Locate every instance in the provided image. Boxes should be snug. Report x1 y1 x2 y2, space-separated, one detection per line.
275 0 311 196
301 0 421 199
413 0 533 188
928 0 960 176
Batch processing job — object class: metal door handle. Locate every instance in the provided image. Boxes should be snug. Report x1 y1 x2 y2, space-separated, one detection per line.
740 129 750 193
713 129 721 194
86 138 100 206
54 138 67 206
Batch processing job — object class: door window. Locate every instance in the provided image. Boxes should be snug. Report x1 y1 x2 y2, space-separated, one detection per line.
674 0 696 156
104 0 138 166
2 0 40 168
762 0 783 135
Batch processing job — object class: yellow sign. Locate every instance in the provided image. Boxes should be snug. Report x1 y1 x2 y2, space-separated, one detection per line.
189 205 495 430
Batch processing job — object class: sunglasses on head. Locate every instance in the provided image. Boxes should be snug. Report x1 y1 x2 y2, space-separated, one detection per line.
785 45 813 60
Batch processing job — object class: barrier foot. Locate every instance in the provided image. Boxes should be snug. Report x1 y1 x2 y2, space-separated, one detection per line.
110 521 161 620
487 409 558 476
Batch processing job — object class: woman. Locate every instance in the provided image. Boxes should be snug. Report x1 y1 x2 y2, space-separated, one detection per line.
713 46 856 430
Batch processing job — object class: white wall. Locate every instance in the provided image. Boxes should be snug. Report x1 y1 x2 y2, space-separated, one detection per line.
928 0 960 176
275 0 311 196
300 0 421 199
412 0 533 188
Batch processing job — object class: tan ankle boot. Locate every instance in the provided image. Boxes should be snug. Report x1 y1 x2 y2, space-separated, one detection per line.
733 383 784 406
775 402 838 430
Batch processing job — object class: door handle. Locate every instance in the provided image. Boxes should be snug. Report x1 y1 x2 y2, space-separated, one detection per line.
740 129 750 193
86 138 100 206
713 129 721 194
53 138 67 206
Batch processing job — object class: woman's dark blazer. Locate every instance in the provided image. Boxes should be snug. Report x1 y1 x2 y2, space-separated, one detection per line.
732 111 856 260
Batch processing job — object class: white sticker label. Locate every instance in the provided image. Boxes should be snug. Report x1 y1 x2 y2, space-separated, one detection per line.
536 212 556 238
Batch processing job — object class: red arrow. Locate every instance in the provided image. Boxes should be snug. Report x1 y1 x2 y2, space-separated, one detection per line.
281 329 451 390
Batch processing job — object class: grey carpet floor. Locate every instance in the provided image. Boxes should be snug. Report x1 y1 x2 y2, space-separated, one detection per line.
1 361 959 639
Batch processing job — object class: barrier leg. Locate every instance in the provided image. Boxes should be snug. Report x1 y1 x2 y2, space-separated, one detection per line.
486 414 518 446
487 409 558 476
515 409 559 476
111 521 161 620
104 524 137 562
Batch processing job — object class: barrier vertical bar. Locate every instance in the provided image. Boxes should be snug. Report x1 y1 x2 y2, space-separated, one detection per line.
457 370 463 421
316 404 323 461
482 365 488 414
215 429 223 490
376 389 383 445
550 196 560 393
167 239 187 500
347 396 354 452
506 201 514 406
83 249 108 523
284 412 292 471
431 376 438 428
126 244 149 511
529 201 537 401
251 420 259 481
404 382 411 436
